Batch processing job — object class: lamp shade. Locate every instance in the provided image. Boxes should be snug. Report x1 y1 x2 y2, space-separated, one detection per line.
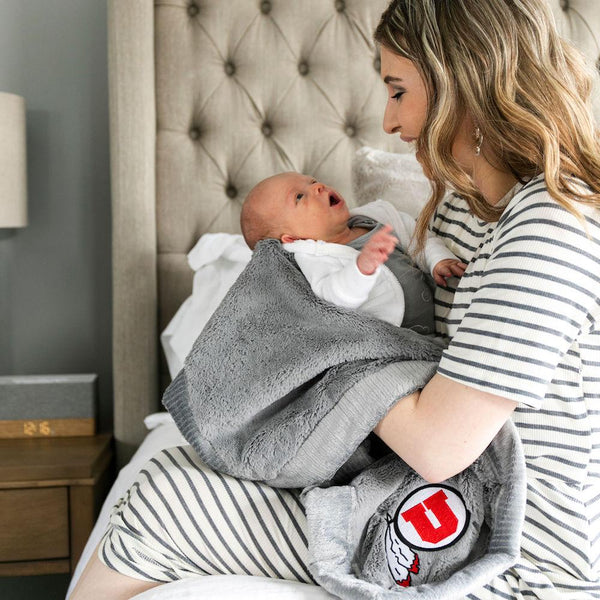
0 92 27 227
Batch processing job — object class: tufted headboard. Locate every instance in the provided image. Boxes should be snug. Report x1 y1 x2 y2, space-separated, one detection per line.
107 0 600 465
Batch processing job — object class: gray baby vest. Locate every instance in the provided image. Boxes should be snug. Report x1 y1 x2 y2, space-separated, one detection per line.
347 215 435 335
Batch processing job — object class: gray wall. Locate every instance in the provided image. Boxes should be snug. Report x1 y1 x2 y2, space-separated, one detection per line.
0 1 111 598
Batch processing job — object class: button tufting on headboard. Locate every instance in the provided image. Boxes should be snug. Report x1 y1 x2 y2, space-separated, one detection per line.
189 127 200 140
560 0 569 10
298 61 310 76
260 0 272 15
224 61 236 77
335 0 346 13
344 124 356 138
225 184 238 199
261 122 273 137
187 3 199 17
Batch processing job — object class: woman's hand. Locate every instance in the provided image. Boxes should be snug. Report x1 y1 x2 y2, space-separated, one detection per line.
432 258 467 287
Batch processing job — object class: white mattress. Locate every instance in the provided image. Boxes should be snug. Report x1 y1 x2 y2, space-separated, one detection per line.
67 413 335 600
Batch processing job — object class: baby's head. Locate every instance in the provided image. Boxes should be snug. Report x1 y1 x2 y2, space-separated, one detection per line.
240 172 349 249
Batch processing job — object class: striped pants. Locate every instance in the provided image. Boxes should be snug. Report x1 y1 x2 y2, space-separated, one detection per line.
99 445 600 599
99 445 313 583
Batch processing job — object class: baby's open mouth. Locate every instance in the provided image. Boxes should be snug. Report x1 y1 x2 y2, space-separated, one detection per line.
329 194 341 206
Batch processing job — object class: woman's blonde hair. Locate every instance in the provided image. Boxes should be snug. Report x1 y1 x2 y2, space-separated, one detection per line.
375 0 600 249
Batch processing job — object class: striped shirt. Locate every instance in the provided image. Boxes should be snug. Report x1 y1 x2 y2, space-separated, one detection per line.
431 174 600 597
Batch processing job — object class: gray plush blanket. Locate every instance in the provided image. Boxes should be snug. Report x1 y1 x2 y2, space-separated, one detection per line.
163 239 526 599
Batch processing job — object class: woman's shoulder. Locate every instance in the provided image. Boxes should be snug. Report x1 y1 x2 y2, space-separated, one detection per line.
499 174 600 237
490 176 600 296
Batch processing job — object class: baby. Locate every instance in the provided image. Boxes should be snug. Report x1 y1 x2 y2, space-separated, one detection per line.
240 172 466 333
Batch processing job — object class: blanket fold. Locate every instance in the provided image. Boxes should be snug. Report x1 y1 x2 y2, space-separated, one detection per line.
163 239 526 599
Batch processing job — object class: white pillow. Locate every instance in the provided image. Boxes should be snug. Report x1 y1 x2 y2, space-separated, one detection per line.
352 146 432 219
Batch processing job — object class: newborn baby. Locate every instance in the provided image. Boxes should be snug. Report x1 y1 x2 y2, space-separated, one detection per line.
241 172 465 333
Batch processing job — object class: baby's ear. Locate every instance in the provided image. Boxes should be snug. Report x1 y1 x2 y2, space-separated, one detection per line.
281 234 298 244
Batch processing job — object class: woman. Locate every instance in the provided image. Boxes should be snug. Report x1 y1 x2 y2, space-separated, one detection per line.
371 1 600 597
72 1 600 598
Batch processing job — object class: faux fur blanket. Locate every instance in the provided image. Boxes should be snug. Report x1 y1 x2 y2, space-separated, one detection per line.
163 239 526 599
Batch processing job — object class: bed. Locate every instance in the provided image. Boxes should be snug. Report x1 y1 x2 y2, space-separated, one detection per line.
67 1 600 598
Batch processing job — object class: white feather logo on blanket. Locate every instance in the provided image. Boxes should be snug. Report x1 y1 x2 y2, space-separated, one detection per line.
385 484 470 587
384 515 419 587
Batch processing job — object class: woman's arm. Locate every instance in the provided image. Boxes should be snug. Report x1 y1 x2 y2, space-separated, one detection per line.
373 373 517 483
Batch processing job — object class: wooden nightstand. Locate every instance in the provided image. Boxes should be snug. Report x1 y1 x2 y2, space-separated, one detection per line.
0 433 113 576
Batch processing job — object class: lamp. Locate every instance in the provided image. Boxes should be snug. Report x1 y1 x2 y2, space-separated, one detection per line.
0 92 27 228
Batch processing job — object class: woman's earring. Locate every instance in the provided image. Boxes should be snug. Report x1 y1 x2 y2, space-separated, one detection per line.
474 127 483 156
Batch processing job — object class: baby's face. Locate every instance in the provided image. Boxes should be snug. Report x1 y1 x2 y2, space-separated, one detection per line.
261 172 350 243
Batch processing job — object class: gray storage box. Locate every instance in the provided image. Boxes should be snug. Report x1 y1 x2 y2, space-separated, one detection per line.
0 374 97 420
0 374 98 437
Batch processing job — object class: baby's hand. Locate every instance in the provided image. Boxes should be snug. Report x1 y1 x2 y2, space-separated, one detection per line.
433 258 467 287
357 224 398 275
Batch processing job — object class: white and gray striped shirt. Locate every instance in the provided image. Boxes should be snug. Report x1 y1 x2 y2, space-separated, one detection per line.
431 174 600 596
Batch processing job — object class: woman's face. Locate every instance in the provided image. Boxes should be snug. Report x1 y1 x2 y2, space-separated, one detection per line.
380 46 474 170
380 46 428 144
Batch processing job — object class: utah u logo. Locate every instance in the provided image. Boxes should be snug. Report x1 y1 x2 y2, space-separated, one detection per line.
385 484 470 587
401 489 460 544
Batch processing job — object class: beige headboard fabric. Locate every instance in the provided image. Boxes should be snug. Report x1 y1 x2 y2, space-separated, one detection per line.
108 0 600 465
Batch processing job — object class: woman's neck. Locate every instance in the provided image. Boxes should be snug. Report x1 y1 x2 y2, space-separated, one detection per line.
473 156 519 206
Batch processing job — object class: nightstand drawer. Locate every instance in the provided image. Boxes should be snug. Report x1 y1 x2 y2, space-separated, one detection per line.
0 487 69 561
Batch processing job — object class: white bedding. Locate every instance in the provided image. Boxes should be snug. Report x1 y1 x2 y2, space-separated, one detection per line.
67 413 334 600
133 575 335 600
161 233 252 378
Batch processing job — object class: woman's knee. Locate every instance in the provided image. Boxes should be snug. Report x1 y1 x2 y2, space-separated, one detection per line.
68 543 162 600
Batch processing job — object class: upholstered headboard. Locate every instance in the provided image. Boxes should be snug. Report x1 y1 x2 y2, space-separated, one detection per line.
108 0 600 464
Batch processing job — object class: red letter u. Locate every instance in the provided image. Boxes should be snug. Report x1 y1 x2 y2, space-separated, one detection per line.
400 490 458 544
